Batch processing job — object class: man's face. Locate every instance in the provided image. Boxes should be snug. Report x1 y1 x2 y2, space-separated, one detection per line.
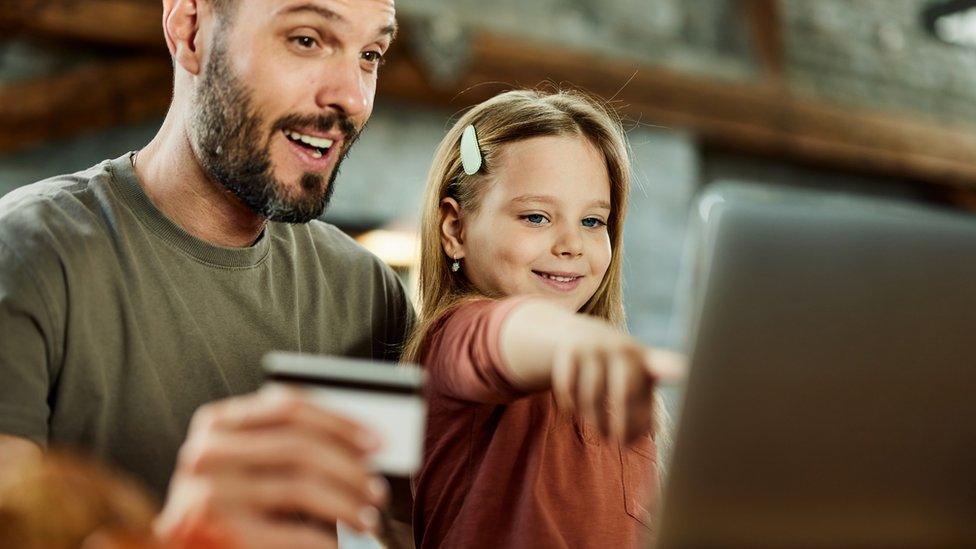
189 0 397 223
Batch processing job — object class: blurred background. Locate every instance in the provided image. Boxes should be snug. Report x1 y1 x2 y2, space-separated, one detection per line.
3 0 976 416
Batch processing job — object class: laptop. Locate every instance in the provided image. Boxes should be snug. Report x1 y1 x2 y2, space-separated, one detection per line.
656 183 976 548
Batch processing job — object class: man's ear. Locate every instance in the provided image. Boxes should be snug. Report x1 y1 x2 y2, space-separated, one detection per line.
440 197 466 261
163 0 206 75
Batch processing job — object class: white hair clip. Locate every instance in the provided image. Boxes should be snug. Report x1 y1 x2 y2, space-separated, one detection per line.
460 124 483 175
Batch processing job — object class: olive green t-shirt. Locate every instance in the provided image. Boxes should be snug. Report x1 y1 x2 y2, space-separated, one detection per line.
0 153 415 497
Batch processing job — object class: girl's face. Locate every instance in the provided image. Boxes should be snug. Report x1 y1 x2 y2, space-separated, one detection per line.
447 135 614 312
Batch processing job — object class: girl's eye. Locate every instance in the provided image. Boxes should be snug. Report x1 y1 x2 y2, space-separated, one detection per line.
522 214 549 225
292 36 319 50
582 217 606 228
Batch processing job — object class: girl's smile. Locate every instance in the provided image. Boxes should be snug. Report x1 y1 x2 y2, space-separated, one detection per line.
532 270 584 292
445 135 613 312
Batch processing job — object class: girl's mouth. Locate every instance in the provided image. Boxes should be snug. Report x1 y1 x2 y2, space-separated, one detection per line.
532 270 584 292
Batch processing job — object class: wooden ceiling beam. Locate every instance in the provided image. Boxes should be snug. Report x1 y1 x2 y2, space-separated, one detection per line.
383 33 976 190
743 0 786 82
4 0 166 50
4 23 976 191
0 56 173 152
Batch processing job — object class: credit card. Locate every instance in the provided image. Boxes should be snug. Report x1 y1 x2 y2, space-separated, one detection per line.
263 352 427 477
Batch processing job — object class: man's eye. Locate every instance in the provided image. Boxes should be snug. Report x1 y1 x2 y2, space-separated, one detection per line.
523 214 549 225
292 36 319 49
582 217 606 228
362 51 386 65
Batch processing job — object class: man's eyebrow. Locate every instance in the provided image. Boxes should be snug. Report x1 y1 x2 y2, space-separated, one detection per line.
278 3 347 25
379 21 398 41
276 4 396 43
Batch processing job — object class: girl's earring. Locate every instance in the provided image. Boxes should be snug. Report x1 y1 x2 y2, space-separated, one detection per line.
451 256 461 273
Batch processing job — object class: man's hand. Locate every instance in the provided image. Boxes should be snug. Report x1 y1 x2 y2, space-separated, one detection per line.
0 434 42 472
155 387 388 549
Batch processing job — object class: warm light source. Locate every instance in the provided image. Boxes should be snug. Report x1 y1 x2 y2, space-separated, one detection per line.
923 0 976 47
356 227 421 306
356 229 420 269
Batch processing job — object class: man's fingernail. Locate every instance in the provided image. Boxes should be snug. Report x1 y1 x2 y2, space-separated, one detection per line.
368 477 389 502
359 506 379 530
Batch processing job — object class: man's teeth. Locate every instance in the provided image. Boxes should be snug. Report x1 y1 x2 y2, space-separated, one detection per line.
541 273 577 282
286 130 334 150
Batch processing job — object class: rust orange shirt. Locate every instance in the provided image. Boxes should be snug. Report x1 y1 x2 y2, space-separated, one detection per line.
412 298 658 548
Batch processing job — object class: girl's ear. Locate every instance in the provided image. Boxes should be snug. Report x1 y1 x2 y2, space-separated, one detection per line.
439 197 465 260
164 0 206 75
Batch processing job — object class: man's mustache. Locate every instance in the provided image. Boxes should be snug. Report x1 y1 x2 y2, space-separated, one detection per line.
272 113 359 142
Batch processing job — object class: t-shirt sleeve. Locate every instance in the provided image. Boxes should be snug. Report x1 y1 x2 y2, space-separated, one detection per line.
0 237 57 447
372 261 417 363
423 297 531 404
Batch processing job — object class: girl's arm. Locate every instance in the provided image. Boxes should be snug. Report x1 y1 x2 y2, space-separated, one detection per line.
499 299 685 442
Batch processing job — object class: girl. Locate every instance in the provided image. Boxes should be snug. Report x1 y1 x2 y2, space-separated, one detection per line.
405 89 680 548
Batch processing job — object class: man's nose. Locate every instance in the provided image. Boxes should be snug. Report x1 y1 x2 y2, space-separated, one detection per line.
313 55 370 121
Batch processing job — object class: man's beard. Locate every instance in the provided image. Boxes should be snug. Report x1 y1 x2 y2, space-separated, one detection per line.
189 35 360 224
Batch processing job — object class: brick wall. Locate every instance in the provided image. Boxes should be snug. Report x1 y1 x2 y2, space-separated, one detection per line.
783 0 976 124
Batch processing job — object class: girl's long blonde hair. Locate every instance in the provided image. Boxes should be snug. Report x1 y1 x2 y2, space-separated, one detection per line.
402 88 632 364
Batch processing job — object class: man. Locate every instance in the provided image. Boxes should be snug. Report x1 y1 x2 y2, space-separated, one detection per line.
0 0 412 546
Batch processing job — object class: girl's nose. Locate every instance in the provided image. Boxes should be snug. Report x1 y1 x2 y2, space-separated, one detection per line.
552 225 584 258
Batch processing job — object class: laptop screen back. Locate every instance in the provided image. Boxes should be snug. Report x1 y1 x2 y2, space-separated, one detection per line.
657 183 976 548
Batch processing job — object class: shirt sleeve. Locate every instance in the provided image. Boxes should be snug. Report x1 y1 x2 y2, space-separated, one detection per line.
422 297 531 404
371 259 417 363
0 237 57 447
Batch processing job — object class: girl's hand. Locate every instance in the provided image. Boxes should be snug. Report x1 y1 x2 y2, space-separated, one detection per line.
550 334 678 444
499 298 687 441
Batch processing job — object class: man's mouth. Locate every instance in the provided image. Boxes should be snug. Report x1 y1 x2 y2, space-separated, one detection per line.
283 129 336 159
